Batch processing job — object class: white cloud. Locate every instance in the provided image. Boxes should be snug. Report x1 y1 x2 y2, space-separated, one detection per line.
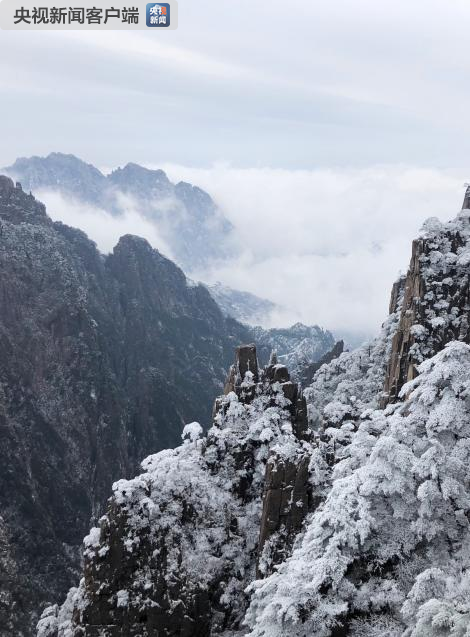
158 163 465 335
36 189 174 257
3 0 470 169
32 165 467 337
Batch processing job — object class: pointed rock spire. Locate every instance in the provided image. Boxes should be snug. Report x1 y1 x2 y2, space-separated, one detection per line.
463 183 470 210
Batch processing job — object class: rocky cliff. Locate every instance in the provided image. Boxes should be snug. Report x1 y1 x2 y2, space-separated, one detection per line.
300 339 345 387
244 197 470 636
0 177 250 636
39 194 470 637
37 345 312 636
383 190 470 404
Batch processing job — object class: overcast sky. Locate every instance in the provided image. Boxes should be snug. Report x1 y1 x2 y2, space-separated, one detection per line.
1 0 470 335
3 0 470 169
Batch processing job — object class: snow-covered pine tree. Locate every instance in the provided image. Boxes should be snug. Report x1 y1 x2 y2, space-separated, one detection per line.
246 342 470 637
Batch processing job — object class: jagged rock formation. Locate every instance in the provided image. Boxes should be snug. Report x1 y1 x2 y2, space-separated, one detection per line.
222 343 260 394
463 183 470 210
36 196 470 637
5 155 338 373
301 339 345 387
257 452 309 578
246 342 470 637
4 153 234 272
244 203 470 636
38 345 313 637
0 177 251 636
383 195 470 404
221 347 311 579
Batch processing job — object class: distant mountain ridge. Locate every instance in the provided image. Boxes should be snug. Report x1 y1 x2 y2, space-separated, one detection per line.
0 175 250 635
4 153 235 272
252 322 336 380
207 283 337 376
0 173 337 636
5 154 342 379
207 282 278 326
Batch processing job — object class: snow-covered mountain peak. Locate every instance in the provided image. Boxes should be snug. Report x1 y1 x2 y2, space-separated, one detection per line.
35 196 470 637
38 345 313 636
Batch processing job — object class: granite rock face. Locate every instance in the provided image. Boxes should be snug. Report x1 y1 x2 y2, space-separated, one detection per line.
33 192 470 637
0 179 250 636
240 206 470 637
256 452 310 578
0 176 50 225
383 193 470 405
37 346 314 637
300 339 345 387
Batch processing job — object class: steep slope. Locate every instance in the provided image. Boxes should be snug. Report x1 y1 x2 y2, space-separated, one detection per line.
383 202 470 403
300 339 344 387
40 196 470 637
247 342 470 637
37 346 312 636
0 176 250 636
4 153 234 272
246 205 470 635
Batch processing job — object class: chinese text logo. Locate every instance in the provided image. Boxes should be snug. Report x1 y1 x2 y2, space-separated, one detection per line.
146 3 169 27
14 6 139 25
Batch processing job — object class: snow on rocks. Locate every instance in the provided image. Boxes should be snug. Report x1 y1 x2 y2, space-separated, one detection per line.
38 345 313 636
37 204 470 637
245 342 470 636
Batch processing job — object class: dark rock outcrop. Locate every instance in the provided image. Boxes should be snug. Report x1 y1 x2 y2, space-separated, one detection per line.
383 193 470 405
0 175 50 226
223 343 259 395
301 339 345 386
221 345 309 439
382 247 422 404
37 346 313 637
0 180 250 636
256 452 309 578
463 184 470 210
221 346 312 570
